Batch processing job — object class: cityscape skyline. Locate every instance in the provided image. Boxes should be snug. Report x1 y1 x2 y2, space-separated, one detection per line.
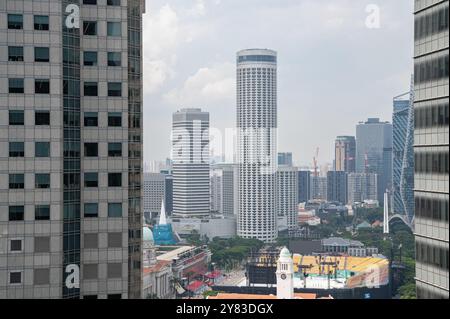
143 0 414 167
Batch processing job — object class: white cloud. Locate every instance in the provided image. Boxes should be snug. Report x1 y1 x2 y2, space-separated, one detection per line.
164 62 235 108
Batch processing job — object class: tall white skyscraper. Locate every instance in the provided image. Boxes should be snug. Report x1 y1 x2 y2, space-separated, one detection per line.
236 49 278 243
277 166 299 231
172 108 210 218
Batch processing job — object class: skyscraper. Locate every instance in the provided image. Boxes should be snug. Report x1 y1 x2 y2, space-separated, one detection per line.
348 173 378 205
278 152 293 167
172 108 210 218
335 136 356 173
277 166 299 231
237 49 278 243
392 92 415 223
413 0 449 299
0 0 145 299
143 173 166 223
327 171 348 204
356 118 393 204
210 164 237 216
298 170 311 204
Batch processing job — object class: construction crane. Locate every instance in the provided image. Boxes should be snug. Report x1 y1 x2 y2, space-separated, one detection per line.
313 147 320 177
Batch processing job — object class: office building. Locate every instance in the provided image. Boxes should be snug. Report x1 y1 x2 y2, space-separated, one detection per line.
278 152 293 167
392 92 415 222
327 171 348 204
348 173 378 204
298 171 311 204
413 0 449 299
335 136 356 173
0 0 145 299
277 166 299 231
143 173 166 223
210 164 236 216
172 108 210 218
356 118 393 203
237 49 278 243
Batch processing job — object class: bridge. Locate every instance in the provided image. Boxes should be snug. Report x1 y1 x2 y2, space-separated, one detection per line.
388 214 414 232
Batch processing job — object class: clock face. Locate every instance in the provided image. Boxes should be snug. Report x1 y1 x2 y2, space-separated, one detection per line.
281 274 287 280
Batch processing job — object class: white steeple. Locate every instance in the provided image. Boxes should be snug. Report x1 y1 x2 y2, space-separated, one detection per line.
159 200 167 225
276 247 294 299
383 191 389 234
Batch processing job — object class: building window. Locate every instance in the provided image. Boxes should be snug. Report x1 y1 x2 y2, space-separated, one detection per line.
9 206 24 221
108 173 122 187
34 15 49 31
9 174 25 189
107 22 121 36
35 174 50 189
108 82 122 97
84 112 98 127
84 82 98 96
107 0 121 6
9 110 24 125
84 173 98 188
8 46 24 61
9 272 22 285
9 79 24 94
84 143 98 157
108 112 122 127
107 294 122 299
83 295 98 299
35 205 50 221
83 0 97 4
83 51 98 66
9 142 25 157
107 264 122 278
108 52 121 66
35 79 50 94
8 14 23 29
35 111 50 125
83 21 97 36
108 203 122 218
108 143 122 157
84 203 98 218
10 239 23 252
34 237 50 253
35 47 50 62
35 142 50 157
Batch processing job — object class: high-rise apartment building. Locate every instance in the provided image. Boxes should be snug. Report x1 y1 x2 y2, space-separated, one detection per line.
356 118 393 204
237 49 278 243
0 0 145 299
335 136 356 173
172 108 210 218
298 170 311 204
327 171 348 204
210 164 236 216
348 173 378 205
277 166 299 231
413 0 449 299
392 92 415 222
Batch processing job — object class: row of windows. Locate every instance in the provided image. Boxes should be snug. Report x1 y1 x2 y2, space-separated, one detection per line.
9 202 123 221
83 0 121 6
414 151 449 175
83 51 121 66
8 46 49 62
416 286 449 299
414 4 449 40
415 196 449 223
414 54 449 84
83 21 122 37
415 102 449 129
7 172 123 189
83 82 122 97
7 78 124 97
416 241 449 271
7 14 48 30
8 142 123 158
8 79 49 94
8 111 122 127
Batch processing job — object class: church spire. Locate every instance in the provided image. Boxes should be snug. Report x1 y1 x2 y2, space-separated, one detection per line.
159 200 167 225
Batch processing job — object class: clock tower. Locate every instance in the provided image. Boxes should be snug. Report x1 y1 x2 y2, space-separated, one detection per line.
276 247 294 299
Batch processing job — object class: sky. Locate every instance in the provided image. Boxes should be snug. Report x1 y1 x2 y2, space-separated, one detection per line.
142 0 414 167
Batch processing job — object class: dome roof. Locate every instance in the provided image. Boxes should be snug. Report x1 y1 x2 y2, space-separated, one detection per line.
143 226 154 243
280 247 291 259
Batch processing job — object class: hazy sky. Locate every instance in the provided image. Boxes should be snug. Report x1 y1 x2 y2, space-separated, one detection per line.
142 0 414 167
